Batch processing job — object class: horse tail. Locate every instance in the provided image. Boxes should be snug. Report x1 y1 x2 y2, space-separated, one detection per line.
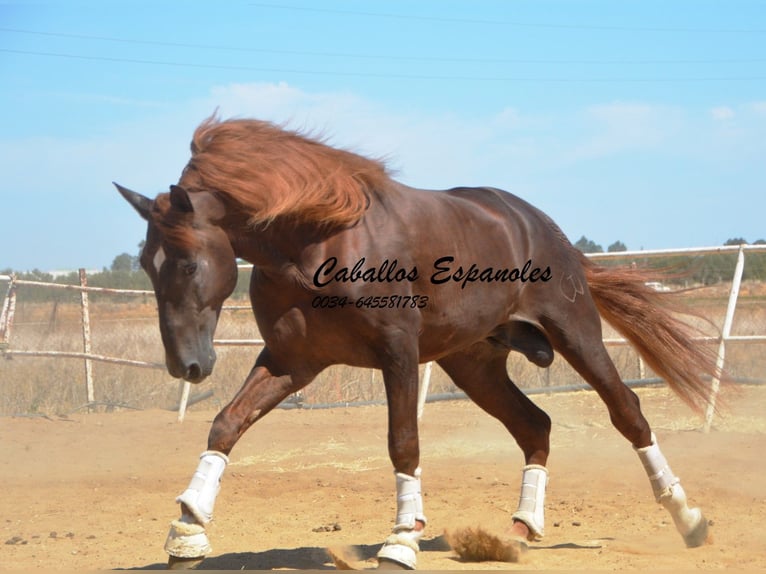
582 256 723 413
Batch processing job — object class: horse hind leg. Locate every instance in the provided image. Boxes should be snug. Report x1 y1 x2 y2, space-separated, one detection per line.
542 303 709 547
437 345 552 555
634 435 709 547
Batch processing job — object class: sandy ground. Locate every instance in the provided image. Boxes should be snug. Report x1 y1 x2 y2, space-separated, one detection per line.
2 384 765 571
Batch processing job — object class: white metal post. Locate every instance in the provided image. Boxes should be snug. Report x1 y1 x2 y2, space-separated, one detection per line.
417 361 433 421
178 381 192 422
703 246 746 432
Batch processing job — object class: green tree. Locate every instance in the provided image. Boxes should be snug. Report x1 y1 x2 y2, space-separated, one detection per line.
607 240 628 253
111 253 135 273
574 236 603 254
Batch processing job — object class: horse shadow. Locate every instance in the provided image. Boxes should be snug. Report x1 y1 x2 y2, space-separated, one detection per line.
122 536 453 570
122 535 608 569
123 546 343 570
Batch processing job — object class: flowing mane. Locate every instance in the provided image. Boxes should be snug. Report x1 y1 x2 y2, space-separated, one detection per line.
177 116 391 228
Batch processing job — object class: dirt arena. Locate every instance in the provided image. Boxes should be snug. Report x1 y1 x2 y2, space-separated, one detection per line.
2 384 765 571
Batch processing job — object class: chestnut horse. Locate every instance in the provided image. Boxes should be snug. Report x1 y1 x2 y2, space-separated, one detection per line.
117 116 717 569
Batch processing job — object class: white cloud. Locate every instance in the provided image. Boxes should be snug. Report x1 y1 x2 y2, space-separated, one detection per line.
710 106 735 121
562 102 684 164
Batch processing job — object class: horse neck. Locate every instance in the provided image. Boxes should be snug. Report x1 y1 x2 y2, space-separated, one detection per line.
225 215 327 274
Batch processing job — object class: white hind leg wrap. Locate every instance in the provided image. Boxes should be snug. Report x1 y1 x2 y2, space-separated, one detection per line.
393 467 427 532
176 450 229 525
635 433 679 501
511 464 549 540
377 468 427 569
635 434 707 546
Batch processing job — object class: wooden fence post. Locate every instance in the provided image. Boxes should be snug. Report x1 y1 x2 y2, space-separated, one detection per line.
79 269 95 412
1 275 17 347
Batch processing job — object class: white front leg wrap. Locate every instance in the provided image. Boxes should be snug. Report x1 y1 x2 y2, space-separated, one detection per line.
377 468 427 569
511 464 548 540
176 450 229 525
635 434 707 547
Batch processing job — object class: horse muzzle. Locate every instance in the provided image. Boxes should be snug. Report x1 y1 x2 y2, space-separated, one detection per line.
166 345 216 383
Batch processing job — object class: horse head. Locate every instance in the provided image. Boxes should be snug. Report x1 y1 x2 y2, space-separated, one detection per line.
115 183 238 383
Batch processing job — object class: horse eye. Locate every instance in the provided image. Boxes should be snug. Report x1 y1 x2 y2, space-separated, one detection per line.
183 262 198 276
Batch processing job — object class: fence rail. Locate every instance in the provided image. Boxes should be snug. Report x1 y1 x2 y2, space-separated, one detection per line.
3 244 766 425
590 244 766 430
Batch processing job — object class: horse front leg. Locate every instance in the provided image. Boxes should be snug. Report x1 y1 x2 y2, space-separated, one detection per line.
165 349 314 568
376 347 426 570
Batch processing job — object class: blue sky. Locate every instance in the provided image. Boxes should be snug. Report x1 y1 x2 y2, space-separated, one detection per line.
1 1 765 271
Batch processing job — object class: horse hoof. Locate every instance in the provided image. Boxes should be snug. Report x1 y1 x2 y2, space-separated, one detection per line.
376 535 418 569
166 555 205 570
683 514 710 548
164 519 211 564
377 557 414 570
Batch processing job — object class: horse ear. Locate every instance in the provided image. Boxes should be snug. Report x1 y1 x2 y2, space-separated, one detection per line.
115 182 152 221
169 185 194 213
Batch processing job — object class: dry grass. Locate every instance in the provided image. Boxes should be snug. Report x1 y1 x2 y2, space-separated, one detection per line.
1 282 764 416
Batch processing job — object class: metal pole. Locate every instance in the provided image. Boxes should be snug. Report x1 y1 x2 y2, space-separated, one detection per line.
79 269 95 412
417 361 433 421
177 381 191 422
704 246 746 432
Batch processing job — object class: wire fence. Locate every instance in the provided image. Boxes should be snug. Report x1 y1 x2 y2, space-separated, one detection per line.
2 245 765 425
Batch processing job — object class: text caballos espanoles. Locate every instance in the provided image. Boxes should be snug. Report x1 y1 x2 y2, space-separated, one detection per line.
313 256 552 290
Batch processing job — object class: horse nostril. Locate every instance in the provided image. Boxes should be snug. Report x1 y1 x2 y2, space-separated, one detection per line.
186 363 202 382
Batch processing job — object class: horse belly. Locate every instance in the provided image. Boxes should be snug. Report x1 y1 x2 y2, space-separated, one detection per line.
416 299 511 361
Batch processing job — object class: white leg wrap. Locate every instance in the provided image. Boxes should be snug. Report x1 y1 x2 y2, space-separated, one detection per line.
377 468 426 569
393 467 427 532
511 464 548 540
176 450 229 525
635 434 708 547
635 433 679 502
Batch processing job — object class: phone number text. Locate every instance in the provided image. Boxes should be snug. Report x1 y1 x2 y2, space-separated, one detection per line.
311 294 429 310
